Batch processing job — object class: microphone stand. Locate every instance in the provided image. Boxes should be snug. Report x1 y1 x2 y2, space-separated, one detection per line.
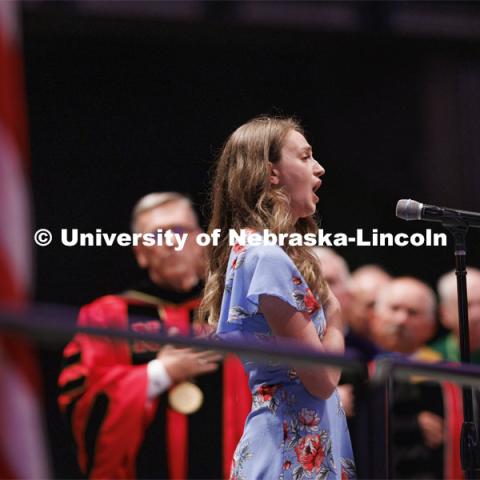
445 223 480 479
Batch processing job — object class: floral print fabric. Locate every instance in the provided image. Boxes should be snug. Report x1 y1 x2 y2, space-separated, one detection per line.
217 240 356 480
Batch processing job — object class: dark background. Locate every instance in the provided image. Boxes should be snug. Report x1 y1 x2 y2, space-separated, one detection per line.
21 1 480 476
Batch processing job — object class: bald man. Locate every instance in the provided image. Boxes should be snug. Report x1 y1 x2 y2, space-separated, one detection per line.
371 277 436 355
372 277 443 480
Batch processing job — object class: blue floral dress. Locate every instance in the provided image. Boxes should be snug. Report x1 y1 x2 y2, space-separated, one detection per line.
216 240 356 480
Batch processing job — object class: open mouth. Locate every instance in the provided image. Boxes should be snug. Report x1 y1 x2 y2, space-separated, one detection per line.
312 180 322 202
312 180 322 193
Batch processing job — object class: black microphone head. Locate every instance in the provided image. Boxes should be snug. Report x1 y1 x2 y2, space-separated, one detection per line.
396 199 423 221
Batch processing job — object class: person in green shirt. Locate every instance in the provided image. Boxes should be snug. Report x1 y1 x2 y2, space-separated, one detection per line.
432 267 480 363
428 267 480 479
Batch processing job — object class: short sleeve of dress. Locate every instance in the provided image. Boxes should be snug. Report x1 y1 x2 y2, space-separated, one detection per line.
225 244 320 321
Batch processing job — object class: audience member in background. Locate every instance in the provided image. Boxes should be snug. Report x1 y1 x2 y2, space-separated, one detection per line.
430 267 480 479
313 248 385 479
433 267 480 361
58 192 250 479
313 248 354 413
312 247 352 314
370 277 436 356
313 250 385 360
349 265 391 339
371 277 443 479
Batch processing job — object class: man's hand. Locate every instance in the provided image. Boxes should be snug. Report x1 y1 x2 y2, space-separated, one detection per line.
157 346 222 384
418 411 444 449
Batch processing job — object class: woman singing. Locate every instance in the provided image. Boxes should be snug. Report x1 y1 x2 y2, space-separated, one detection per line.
200 116 355 479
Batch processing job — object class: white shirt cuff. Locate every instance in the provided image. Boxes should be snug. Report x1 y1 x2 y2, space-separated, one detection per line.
146 359 172 399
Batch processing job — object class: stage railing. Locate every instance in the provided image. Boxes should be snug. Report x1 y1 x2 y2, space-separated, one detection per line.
1 303 480 387
2 303 480 479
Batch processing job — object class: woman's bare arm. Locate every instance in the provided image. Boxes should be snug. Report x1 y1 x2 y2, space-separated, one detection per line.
259 289 344 400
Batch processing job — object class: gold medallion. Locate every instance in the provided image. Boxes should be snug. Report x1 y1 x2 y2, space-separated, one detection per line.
168 381 204 415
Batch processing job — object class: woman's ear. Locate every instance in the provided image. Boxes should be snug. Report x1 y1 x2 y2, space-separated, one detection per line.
268 161 281 185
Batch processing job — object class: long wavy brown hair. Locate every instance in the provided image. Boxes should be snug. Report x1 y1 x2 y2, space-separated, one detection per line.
199 115 328 325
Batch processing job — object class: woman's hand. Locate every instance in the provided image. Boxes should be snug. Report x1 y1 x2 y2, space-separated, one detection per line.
322 287 344 332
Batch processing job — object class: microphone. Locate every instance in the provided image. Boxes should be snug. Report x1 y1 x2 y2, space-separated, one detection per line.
396 199 480 228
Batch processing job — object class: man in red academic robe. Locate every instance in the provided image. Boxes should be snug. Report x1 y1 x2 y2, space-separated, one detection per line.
58 192 251 479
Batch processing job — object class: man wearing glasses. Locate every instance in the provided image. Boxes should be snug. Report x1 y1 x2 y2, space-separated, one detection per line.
58 192 250 479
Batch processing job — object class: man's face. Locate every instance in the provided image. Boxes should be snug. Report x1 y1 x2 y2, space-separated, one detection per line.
371 280 435 354
133 200 205 292
349 272 390 337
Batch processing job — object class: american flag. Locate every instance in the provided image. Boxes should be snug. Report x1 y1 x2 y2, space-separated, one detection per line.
0 1 49 477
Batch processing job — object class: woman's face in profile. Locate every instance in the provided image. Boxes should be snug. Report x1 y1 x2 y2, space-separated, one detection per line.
270 129 325 221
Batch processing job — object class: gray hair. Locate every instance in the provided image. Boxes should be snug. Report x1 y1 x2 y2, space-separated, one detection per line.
130 192 196 232
437 267 480 304
312 247 350 280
